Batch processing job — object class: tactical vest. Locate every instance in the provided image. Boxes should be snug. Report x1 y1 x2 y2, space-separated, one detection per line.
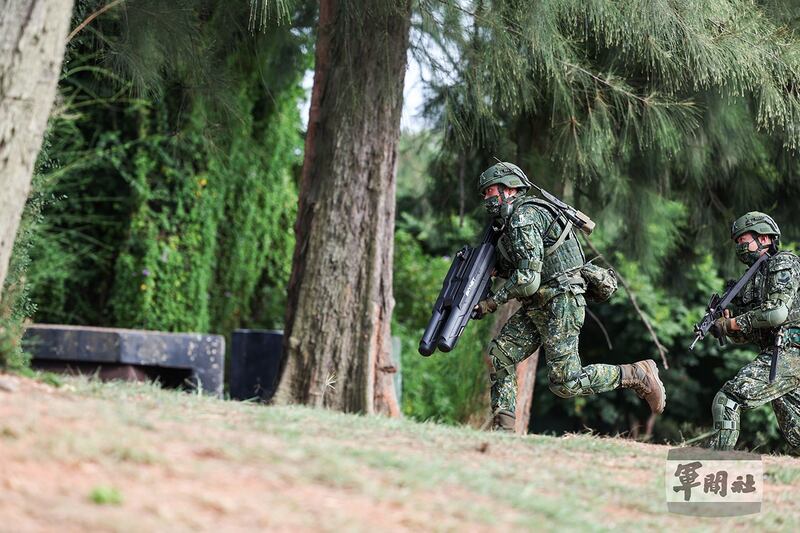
497 197 585 284
733 251 800 348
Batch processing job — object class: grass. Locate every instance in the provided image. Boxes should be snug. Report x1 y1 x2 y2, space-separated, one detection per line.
1 375 799 531
89 487 123 506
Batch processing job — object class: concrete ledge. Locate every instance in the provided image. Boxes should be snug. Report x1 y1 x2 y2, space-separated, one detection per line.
23 324 224 396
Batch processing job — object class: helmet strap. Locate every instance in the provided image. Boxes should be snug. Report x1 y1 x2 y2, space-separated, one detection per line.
498 185 516 219
768 238 779 254
754 235 778 255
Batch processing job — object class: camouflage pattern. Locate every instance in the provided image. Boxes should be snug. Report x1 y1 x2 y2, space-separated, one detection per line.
492 197 585 307
731 211 781 241
490 291 621 411
477 162 532 194
710 349 800 450
710 248 800 450
487 196 619 412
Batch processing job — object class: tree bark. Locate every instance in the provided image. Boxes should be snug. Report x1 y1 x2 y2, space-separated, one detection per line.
276 1 411 415
0 0 74 296
514 348 538 435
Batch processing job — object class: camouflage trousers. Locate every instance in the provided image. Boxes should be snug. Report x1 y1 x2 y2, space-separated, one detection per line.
489 291 621 413
710 347 800 450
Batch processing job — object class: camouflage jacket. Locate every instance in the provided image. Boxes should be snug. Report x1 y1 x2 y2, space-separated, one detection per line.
729 251 800 349
491 197 585 308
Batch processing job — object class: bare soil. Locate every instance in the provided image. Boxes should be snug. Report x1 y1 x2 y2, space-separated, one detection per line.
1 373 799 532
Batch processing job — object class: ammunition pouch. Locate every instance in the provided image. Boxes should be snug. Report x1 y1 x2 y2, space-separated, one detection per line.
546 269 585 292
581 262 618 304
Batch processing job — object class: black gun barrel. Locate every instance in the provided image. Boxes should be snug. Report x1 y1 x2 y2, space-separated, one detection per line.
690 253 770 349
418 223 500 356
418 247 468 356
437 242 496 352
419 309 444 356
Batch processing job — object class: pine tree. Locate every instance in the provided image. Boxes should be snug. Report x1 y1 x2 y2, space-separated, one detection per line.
416 0 800 256
275 1 412 415
0 0 74 303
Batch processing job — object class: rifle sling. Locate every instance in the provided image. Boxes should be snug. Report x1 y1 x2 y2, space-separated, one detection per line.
718 253 770 310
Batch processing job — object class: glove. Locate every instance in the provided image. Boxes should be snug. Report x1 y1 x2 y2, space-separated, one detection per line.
472 298 498 320
710 316 733 340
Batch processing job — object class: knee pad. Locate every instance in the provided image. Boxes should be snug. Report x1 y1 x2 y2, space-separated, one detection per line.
548 370 585 398
489 341 514 382
712 391 740 431
549 381 579 398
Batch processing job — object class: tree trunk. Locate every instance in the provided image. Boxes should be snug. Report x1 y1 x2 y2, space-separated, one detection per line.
0 0 74 296
276 1 411 415
514 348 539 435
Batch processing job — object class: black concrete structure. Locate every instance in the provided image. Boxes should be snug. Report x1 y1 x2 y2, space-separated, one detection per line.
24 324 225 396
229 329 283 402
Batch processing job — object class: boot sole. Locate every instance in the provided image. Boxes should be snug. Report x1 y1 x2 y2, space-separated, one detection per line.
643 359 666 414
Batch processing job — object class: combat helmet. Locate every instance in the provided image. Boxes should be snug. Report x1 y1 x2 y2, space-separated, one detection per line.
477 162 532 194
730 212 781 242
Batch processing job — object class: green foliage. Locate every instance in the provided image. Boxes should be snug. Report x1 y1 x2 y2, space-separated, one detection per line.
210 79 303 335
415 0 800 265
88 486 123 505
18 1 311 339
0 172 49 370
108 111 223 331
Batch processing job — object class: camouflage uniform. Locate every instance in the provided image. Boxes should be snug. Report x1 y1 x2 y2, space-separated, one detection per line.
488 196 620 412
477 162 664 425
710 249 800 450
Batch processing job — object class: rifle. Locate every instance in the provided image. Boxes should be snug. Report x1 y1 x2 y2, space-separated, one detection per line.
491 159 596 235
418 222 502 356
526 182 596 235
690 253 770 351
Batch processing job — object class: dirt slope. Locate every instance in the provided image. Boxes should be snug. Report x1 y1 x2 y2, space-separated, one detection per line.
1 373 799 532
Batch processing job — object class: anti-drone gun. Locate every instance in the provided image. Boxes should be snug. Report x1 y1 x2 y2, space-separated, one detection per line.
419 170 596 356
418 223 502 356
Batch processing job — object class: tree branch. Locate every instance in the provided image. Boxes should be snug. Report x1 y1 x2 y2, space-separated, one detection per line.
586 307 613 350
67 0 126 43
582 236 670 369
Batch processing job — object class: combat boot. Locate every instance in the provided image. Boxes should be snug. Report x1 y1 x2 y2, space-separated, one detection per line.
619 359 666 414
491 408 515 432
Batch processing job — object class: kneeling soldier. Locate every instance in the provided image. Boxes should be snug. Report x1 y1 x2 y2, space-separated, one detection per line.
709 212 800 450
473 162 666 431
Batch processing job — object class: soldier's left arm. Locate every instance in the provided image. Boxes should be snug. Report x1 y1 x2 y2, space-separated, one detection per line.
735 253 800 334
490 206 545 306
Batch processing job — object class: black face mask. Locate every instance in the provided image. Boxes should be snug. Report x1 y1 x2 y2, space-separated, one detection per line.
483 195 502 217
735 242 762 266
735 236 772 266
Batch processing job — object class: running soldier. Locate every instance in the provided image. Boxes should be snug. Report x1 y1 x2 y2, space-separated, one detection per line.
473 162 666 430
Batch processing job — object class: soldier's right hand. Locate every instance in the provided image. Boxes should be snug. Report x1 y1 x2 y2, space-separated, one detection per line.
710 315 733 340
472 298 498 320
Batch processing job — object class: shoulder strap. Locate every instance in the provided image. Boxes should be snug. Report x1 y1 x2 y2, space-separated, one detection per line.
512 196 578 257
529 197 577 256
545 221 573 257
528 197 560 217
